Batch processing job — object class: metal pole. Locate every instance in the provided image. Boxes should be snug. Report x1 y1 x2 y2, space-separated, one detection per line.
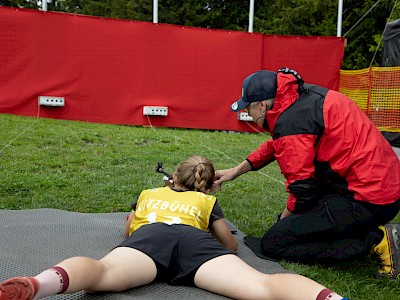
249 0 254 33
337 0 343 36
41 0 47 11
153 0 158 24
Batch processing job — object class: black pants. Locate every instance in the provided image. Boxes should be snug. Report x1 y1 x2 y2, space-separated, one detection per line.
261 194 400 264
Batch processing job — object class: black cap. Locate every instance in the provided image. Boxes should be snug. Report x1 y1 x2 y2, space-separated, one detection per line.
230 70 277 112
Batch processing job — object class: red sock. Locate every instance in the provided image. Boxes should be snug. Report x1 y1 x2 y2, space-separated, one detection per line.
33 266 69 299
317 289 344 300
51 266 69 293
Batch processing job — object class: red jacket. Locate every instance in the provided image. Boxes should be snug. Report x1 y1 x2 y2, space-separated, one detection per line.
247 71 400 213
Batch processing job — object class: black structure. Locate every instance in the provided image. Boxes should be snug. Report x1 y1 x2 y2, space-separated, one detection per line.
381 19 400 147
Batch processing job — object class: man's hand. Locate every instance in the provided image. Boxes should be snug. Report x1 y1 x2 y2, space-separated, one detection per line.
280 207 292 219
212 169 233 191
212 160 252 192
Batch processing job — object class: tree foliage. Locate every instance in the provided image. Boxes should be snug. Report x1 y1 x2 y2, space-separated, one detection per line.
1 0 400 70
0 0 36 8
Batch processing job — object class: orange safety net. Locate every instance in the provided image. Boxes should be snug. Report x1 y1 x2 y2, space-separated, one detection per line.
340 67 400 132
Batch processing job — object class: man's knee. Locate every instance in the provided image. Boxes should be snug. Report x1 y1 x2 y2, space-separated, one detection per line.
260 225 288 258
260 236 280 258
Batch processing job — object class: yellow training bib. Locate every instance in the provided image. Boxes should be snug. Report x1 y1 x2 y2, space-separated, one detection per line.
129 187 217 235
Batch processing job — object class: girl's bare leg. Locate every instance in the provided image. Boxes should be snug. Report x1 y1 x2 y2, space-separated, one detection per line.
57 247 157 293
194 254 330 300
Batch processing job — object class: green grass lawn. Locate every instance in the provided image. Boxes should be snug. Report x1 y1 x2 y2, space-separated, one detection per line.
1 113 399 299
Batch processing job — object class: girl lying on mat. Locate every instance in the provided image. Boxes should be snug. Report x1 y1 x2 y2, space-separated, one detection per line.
0 155 349 300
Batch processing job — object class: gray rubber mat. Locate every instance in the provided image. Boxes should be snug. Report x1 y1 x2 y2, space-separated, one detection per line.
0 209 292 299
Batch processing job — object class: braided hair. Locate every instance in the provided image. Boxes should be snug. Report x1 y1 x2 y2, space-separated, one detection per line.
174 156 215 193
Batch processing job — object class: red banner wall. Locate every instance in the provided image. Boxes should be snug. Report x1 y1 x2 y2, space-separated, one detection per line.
0 7 345 132
262 35 345 90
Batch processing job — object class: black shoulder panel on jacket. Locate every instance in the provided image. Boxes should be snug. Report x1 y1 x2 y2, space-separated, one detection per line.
273 85 328 140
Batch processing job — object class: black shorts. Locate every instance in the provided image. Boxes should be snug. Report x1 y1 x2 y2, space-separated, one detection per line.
116 223 233 286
